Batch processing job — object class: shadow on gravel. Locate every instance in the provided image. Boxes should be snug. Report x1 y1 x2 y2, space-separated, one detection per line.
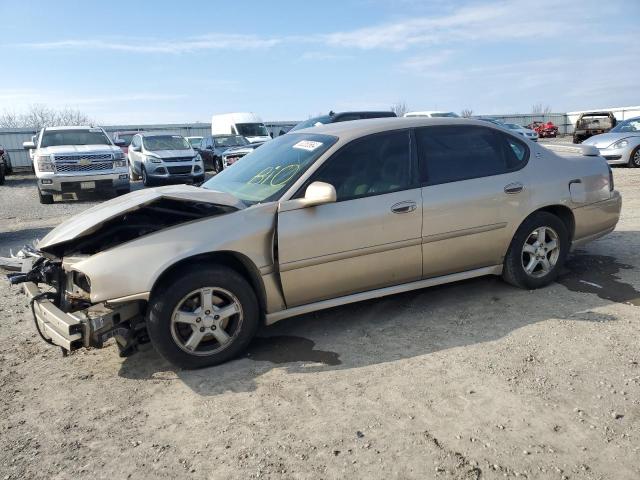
557 251 640 306
0 227 52 256
118 242 639 396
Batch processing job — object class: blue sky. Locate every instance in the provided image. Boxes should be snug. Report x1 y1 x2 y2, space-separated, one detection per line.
1 0 638 124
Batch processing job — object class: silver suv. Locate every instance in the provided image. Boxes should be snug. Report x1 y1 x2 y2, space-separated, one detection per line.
127 132 205 186
23 126 129 204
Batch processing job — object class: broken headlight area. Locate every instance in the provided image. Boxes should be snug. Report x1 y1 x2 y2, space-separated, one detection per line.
40 197 238 257
8 255 149 357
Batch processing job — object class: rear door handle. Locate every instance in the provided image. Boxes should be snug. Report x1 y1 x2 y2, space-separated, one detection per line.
504 182 524 194
391 201 417 214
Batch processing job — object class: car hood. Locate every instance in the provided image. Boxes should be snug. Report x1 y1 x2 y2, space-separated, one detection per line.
39 144 120 156
38 184 245 251
245 136 271 143
223 145 255 155
583 132 639 148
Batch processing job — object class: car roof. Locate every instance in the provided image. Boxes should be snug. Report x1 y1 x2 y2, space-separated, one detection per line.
136 131 184 137
294 117 498 140
114 131 141 135
405 111 454 115
44 126 102 131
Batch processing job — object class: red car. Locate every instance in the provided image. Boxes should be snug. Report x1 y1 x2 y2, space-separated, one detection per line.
527 121 558 138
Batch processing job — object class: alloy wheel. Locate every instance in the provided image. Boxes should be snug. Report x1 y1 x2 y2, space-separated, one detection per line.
170 287 243 356
521 226 561 278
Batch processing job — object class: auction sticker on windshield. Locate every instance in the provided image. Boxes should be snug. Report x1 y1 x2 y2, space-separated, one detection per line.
293 140 323 151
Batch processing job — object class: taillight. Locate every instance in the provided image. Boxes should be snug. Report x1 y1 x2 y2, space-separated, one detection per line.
608 165 614 191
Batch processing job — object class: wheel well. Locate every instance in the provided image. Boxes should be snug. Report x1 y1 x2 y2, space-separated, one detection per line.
533 205 575 241
150 251 267 317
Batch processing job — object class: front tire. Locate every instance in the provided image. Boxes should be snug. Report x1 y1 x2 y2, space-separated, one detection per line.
141 166 154 187
503 212 569 289
129 162 140 180
628 146 640 168
147 265 259 369
38 188 54 204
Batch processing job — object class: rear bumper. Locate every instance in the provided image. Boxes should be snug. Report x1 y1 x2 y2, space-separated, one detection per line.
572 191 622 249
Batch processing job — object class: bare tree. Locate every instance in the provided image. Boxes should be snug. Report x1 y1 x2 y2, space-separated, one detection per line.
460 108 474 118
0 104 94 129
390 101 408 117
531 103 553 115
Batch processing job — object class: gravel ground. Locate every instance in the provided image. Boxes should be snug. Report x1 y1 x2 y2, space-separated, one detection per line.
1 158 639 479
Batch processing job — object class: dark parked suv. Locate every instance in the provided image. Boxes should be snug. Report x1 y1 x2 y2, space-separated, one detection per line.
197 135 255 172
288 111 397 133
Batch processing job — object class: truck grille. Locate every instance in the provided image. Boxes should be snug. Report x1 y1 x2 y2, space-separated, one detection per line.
54 153 113 162
167 166 192 174
55 162 114 173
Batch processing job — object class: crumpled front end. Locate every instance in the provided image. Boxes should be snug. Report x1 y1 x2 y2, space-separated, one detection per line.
10 255 148 356
8 185 246 356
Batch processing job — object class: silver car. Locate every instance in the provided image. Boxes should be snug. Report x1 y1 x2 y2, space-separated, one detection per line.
582 116 640 167
128 132 205 186
14 118 621 369
505 123 539 142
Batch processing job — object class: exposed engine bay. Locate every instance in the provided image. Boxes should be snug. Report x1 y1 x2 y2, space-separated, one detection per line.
40 198 238 257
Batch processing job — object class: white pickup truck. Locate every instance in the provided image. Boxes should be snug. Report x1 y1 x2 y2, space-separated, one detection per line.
23 126 130 204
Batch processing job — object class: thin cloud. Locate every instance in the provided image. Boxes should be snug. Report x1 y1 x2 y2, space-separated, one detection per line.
321 0 608 50
15 34 281 53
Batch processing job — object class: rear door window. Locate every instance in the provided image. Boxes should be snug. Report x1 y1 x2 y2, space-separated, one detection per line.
416 126 528 185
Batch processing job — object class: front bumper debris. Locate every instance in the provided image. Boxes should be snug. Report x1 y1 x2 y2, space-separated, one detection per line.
9 255 148 356
23 282 145 354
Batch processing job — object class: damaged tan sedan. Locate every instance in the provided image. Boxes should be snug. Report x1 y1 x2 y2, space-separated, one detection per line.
11 118 621 369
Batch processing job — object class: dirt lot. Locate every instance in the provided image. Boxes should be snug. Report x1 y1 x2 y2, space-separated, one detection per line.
1 163 639 479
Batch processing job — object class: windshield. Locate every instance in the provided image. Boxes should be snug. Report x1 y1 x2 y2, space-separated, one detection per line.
202 133 338 204
143 135 191 151
41 129 111 147
215 135 249 147
187 137 202 148
117 134 135 146
610 119 640 133
289 115 333 132
236 123 268 137
506 124 521 130
431 112 460 118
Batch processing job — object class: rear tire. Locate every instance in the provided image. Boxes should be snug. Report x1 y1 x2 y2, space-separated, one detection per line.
147 265 259 369
628 146 640 168
38 188 54 204
0 166 5 185
502 212 569 289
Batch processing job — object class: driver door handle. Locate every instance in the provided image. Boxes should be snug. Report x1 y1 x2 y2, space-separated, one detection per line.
391 201 417 214
504 182 524 194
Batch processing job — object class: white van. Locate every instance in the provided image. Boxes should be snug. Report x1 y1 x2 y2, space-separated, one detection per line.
211 112 271 143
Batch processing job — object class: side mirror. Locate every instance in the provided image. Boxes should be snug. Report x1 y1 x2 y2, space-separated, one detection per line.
114 138 125 146
131 145 141 152
303 181 337 207
23 141 35 150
